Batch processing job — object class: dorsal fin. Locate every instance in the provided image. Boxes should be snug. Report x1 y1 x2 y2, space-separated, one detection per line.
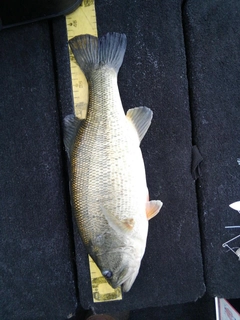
63 114 82 158
126 107 153 142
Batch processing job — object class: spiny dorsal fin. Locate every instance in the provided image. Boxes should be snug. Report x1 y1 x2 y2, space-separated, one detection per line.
146 200 163 220
126 107 153 143
63 114 82 158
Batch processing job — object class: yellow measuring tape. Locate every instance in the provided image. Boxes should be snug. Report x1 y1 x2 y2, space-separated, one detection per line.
66 0 97 119
65 1 122 303
88 256 122 303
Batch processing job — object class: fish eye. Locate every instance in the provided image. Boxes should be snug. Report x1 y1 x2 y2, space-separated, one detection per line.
102 270 113 279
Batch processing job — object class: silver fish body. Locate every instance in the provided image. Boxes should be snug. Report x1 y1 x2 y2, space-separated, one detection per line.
65 33 162 292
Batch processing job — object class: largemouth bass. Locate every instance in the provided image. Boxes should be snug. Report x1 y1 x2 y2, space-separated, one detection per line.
64 33 162 292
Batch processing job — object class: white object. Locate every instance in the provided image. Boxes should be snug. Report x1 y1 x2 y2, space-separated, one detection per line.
215 297 240 320
229 201 240 213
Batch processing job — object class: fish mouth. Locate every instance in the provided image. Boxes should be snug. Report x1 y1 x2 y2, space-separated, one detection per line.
109 265 141 292
96 249 142 292
121 267 140 292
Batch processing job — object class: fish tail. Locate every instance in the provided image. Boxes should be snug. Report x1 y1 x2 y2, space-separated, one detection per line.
69 32 127 79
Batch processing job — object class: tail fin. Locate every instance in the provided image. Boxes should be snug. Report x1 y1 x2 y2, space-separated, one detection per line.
69 32 127 79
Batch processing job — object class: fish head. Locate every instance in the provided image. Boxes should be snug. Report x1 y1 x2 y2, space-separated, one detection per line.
94 237 146 292
91 205 150 292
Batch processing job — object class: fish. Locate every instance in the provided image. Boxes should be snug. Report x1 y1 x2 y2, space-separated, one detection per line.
64 32 163 292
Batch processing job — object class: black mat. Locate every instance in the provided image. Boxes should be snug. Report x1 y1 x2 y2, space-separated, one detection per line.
0 22 77 319
129 293 215 320
72 293 215 320
2 0 240 318
0 0 82 28
183 0 240 299
53 0 205 313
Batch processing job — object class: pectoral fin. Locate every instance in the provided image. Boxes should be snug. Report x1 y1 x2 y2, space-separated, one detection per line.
126 107 153 143
101 206 135 234
146 200 163 220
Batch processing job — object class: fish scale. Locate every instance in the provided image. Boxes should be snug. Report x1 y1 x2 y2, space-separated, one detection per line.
71 69 145 242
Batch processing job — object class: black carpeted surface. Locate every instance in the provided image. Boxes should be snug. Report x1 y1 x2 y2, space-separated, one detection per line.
129 293 215 320
1 0 240 319
0 22 77 319
0 0 82 28
183 0 240 299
